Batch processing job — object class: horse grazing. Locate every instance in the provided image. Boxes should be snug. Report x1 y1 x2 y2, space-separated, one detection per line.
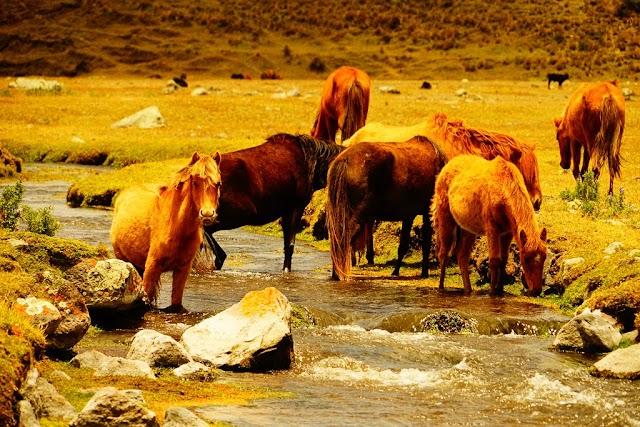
203 133 344 272
432 155 547 296
547 73 569 89
343 113 542 266
311 66 371 143
326 136 447 280
110 152 222 312
554 79 625 195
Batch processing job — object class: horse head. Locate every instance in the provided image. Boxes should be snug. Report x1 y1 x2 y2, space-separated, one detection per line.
554 117 572 170
518 228 547 296
183 152 222 226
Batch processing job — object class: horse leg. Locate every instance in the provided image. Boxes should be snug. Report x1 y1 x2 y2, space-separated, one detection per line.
392 218 414 276
141 259 163 307
366 221 375 265
455 230 477 295
436 213 457 291
165 265 191 313
499 233 513 293
570 140 582 180
420 215 433 279
281 209 302 272
486 227 504 297
205 232 227 270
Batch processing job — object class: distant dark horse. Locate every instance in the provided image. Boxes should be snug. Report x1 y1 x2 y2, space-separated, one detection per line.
326 136 447 280
203 134 344 271
547 73 569 89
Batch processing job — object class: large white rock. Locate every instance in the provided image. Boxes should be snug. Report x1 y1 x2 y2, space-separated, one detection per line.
127 329 192 368
111 106 166 129
9 77 62 91
181 287 293 371
551 308 622 353
69 387 159 427
163 407 209 427
591 343 640 380
19 369 77 422
94 357 156 379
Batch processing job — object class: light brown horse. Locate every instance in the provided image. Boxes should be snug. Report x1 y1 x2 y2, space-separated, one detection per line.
431 155 547 296
343 112 542 265
310 66 371 143
326 136 447 280
554 79 625 195
110 152 222 312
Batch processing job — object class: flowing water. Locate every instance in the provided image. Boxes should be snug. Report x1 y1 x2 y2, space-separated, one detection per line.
14 165 640 427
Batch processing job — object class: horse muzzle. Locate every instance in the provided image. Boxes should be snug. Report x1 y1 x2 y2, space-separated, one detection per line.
199 209 217 226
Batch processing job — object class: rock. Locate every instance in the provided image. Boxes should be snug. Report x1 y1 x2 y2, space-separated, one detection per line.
13 297 62 335
455 88 467 97
70 350 111 370
559 257 585 284
621 87 633 101
69 387 159 427
19 369 77 422
173 362 220 381
163 407 209 427
271 87 301 99
190 87 208 96
36 271 91 350
551 308 622 353
94 357 156 379
17 400 40 427
65 259 147 311
127 329 192 368
591 343 640 380
379 85 400 94
8 77 62 91
604 241 624 255
181 287 294 371
111 106 166 129
70 136 86 143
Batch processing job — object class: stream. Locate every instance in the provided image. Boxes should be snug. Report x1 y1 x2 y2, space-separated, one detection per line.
13 164 640 427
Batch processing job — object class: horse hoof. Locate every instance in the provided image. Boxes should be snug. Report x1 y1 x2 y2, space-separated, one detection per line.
162 304 188 314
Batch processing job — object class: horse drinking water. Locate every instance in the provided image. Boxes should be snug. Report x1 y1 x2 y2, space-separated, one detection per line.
431 155 547 296
310 66 371 143
326 136 447 280
554 79 625 195
203 133 344 272
110 152 222 312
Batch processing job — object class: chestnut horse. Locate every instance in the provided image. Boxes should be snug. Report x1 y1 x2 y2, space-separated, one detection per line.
203 133 344 272
431 155 547 296
326 136 447 280
110 152 222 312
554 79 625 195
343 112 542 265
310 66 371 143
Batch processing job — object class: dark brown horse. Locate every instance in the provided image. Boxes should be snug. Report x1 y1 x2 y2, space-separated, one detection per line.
204 133 344 272
554 80 625 195
326 136 447 280
311 66 371 143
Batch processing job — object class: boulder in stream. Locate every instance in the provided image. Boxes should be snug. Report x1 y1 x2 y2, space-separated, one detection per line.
127 329 192 368
550 308 622 353
181 287 294 371
590 343 640 380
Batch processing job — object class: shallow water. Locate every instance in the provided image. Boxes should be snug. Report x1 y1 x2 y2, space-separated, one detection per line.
14 166 640 427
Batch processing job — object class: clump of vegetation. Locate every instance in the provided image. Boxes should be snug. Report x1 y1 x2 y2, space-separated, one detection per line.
0 182 61 237
560 172 633 217
25 85 63 96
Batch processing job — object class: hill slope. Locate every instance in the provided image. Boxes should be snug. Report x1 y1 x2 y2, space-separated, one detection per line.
1 0 639 80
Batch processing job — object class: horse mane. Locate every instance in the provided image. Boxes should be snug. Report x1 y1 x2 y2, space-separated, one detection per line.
270 133 345 191
409 135 449 170
169 154 221 189
432 112 538 192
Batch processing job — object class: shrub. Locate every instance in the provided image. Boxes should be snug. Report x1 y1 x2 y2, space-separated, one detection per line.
0 182 25 231
21 206 61 237
309 57 326 73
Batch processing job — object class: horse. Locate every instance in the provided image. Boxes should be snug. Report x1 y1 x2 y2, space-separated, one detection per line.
431 155 547 296
110 152 222 312
547 73 569 89
553 79 625 195
326 136 447 280
310 66 371 143
203 133 344 272
343 112 542 265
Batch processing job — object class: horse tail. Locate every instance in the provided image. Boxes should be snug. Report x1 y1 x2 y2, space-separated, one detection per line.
326 157 353 280
341 80 368 142
592 94 624 182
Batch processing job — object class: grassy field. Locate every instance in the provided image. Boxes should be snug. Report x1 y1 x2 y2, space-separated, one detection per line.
1 75 640 322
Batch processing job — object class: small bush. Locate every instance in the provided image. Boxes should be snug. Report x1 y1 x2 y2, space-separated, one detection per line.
0 182 25 231
309 57 326 73
21 206 61 237
560 172 633 217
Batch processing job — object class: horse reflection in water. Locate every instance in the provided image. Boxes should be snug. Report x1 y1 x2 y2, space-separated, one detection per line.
311 66 371 143
110 152 222 312
203 133 344 273
432 155 547 296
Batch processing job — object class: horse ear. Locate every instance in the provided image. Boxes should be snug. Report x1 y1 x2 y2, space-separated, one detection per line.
553 117 562 129
190 152 200 165
510 149 522 162
519 229 528 246
540 228 547 242
213 151 221 165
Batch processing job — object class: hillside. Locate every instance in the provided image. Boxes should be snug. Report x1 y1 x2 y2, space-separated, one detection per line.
1 0 639 80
